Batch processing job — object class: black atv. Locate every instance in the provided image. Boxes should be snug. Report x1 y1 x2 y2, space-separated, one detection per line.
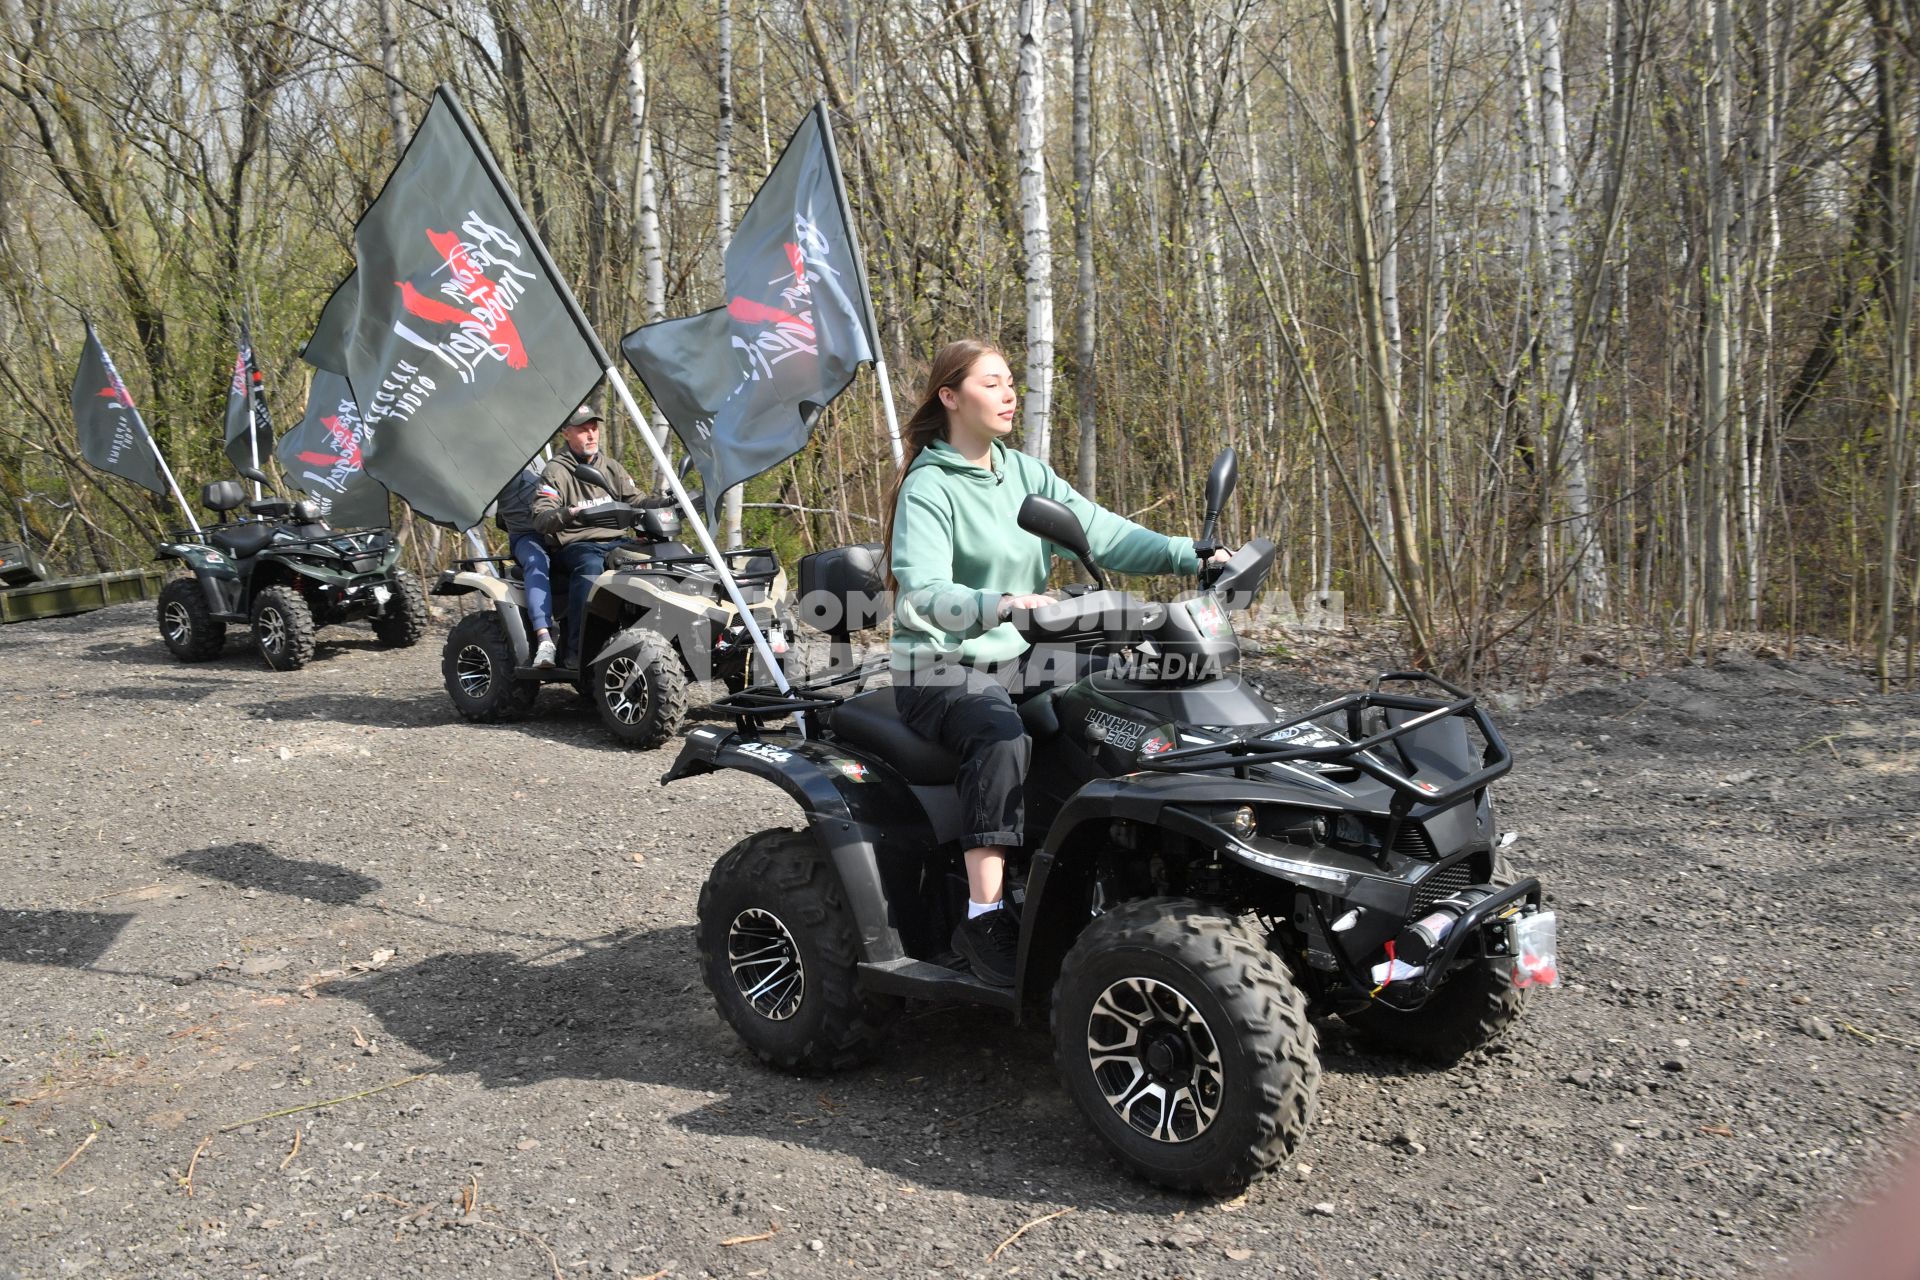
432 462 788 748
154 468 426 670
664 450 1557 1194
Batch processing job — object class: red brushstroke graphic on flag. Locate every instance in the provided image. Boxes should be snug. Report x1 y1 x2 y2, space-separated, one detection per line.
96 378 135 409
727 295 812 334
297 414 364 471
396 226 528 369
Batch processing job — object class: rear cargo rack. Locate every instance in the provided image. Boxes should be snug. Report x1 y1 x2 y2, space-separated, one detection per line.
711 655 889 731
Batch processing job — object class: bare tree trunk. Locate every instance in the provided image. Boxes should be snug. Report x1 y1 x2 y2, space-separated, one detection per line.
376 0 409 149
1877 107 1920 688
1334 0 1433 660
1536 0 1606 616
717 0 743 546
627 36 671 491
1423 0 1455 548
1370 0 1403 393
1701 0 1735 633
1016 0 1055 463
1071 0 1098 496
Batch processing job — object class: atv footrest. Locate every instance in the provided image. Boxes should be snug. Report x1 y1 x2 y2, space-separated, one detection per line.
514 665 582 683
856 958 1019 1011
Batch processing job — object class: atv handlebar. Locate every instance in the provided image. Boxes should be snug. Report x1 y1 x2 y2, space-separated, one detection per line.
1140 670 1512 812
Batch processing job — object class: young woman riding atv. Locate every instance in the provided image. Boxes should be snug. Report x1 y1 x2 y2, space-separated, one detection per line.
884 339 1231 986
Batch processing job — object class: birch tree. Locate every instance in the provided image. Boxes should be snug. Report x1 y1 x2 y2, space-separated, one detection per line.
1071 0 1097 495
626 34 671 490
717 0 742 546
1535 0 1606 615
1016 0 1054 463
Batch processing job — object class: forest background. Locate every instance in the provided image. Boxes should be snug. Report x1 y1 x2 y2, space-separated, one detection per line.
1 0 1916 683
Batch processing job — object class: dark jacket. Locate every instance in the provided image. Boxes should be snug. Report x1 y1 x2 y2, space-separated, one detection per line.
494 463 551 538
532 450 642 545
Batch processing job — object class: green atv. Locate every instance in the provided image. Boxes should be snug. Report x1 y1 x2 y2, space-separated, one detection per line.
154 467 427 670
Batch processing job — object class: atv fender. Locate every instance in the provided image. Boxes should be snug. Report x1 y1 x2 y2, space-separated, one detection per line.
432 567 517 605
158 542 242 615
665 726 940 965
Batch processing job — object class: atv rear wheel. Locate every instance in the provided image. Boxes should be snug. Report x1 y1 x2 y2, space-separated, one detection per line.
590 630 687 748
371 567 428 648
1051 898 1319 1195
441 611 538 722
697 828 897 1073
251 585 315 671
157 577 225 661
1339 854 1528 1063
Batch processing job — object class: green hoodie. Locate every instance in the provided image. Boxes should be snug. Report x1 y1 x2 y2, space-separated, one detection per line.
891 438 1199 670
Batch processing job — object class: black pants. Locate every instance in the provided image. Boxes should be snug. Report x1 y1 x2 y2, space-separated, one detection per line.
892 647 1086 849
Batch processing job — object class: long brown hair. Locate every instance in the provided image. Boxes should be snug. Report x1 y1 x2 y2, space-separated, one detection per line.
881 338 1004 594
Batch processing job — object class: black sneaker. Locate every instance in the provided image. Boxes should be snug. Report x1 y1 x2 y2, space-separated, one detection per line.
952 907 1019 988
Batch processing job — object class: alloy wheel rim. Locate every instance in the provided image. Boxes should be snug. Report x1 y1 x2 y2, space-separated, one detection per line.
1085 976 1225 1144
727 907 805 1020
601 655 649 724
455 643 494 701
258 607 286 654
163 601 192 645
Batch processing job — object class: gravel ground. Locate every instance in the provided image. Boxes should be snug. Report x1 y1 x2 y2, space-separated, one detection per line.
2 601 1918 1280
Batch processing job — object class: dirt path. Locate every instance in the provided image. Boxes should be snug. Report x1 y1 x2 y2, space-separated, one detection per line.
3 603 1917 1279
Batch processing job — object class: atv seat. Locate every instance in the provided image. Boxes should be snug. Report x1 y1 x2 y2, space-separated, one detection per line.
208 522 277 559
201 481 245 514
829 689 961 785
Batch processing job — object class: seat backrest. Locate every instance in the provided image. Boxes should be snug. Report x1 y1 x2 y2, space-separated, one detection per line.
201 481 245 513
796 542 886 636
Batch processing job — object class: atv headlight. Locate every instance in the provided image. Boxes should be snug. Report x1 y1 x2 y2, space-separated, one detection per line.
1203 805 1257 838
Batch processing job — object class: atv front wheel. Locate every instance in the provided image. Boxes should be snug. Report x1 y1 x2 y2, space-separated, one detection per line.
697 828 898 1073
157 577 225 661
590 630 687 748
251 585 316 671
1051 898 1319 1195
441 611 538 722
1339 855 1528 1063
371 567 428 648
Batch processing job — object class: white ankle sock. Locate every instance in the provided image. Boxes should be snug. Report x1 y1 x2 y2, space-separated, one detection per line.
967 899 1003 920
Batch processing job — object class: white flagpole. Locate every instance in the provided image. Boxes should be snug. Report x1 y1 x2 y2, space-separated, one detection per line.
605 366 791 694
873 356 903 464
245 397 264 498
814 102 901 467
142 430 201 534
464 526 494 577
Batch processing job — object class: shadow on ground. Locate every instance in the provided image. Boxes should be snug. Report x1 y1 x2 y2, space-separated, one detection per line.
0 908 134 968
331 925 1195 1203
164 842 381 905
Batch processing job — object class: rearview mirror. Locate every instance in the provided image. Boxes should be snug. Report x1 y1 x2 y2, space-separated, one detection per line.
1204 448 1238 521
1018 494 1108 590
573 463 613 495
1018 495 1089 560
237 465 271 488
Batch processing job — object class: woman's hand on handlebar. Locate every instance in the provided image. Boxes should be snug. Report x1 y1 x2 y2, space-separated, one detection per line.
999 593 1057 621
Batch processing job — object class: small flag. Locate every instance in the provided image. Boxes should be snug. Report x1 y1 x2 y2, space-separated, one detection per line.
72 323 166 495
223 323 275 475
274 371 390 529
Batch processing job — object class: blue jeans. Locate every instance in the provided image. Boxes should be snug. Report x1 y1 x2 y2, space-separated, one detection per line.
509 533 555 635
557 540 615 663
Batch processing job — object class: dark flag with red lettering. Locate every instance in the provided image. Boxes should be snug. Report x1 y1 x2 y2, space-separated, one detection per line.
222 323 275 475
274 371 390 529
620 103 877 521
73 323 167 495
303 85 605 529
